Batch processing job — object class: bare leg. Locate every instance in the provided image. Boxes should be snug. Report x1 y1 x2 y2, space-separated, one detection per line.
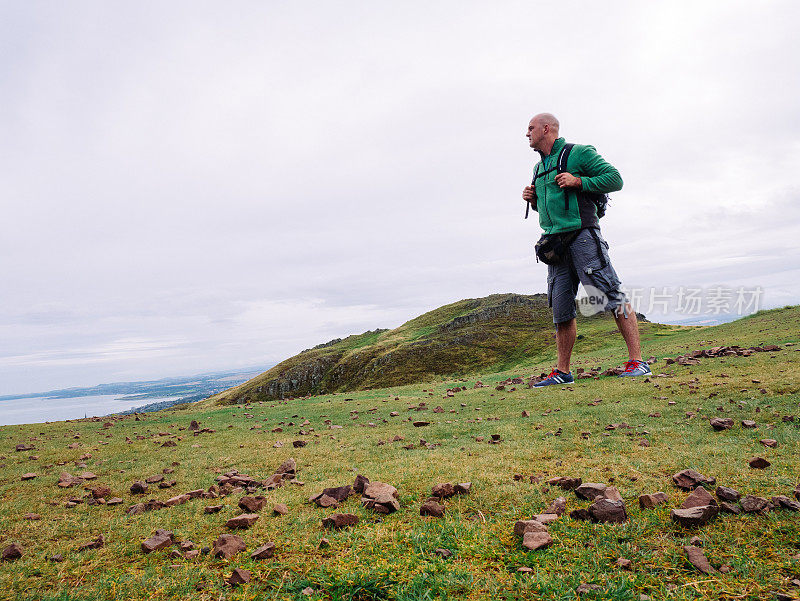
613 303 642 361
555 318 576 372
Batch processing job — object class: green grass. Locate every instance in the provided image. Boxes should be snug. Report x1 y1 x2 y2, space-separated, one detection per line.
1 305 799 600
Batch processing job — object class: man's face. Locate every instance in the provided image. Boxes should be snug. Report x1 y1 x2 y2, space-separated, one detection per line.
526 118 546 150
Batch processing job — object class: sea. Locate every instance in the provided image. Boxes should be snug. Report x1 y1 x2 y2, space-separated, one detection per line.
0 394 183 427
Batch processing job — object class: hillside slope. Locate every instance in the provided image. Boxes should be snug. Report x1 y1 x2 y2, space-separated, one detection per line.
207 293 656 405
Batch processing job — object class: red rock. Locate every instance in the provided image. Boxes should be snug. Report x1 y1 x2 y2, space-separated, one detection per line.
413 421 430 427
273 503 288 515
91 486 112 499
251 542 276 559
141 529 174 553
2 543 23 561
741 420 757 428
455 482 471 495
771 496 800 511
759 439 778 448
588 498 627 523
15 443 34 452
672 469 716 490
431 483 456 498
547 476 582 490
522 531 552 550
715 486 740 502
514 520 548 536
544 497 567 516
189 420 199 431
78 534 105 551
225 514 259 529
322 513 359 529
709 418 733 431
353 474 370 494
212 534 246 559
164 494 190 507
226 567 251 586
145 474 164 484
23 513 40 520
671 505 718 527
361 482 400 514
130 481 148 494
185 550 200 559
79 472 98 480
615 557 633 570
681 487 717 510
740 495 770 513
420 500 445 517
238 496 267 512
684 545 716 573
274 458 296 477
639 492 669 509
20 473 37 481
748 457 770 469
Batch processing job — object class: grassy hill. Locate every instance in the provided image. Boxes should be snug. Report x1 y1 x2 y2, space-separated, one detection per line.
206 293 659 406
0 304 799 600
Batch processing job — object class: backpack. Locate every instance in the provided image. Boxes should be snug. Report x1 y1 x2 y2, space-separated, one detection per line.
525 143 610 219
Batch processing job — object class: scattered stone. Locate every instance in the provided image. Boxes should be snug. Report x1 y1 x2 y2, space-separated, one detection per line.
226 567 251 586
760 439 778 448
588 498 627 523
23 513 40 520
431 483 456 498
251 542 276 559
575 483 608 501
130 481 148 494
142 529 174 553
322 513 359 529
434 548 453 559
49 553 64 562
212 534 246 559
273 503 288 515
361 482 400 514
569 508 591 521
548 476 582 491
204 505 224 514
720 501 741 514
603 486 623 502
78 534 105 551
684 545 716 574
639 492 669 509
709 417 733 430
748 457 770 469
226 513 259 529
544 497 567 516
741 420 757 428
455 482 472 494
292 440 307 448
671 505 719 527
2 543 23 561
681 487 718 510
238 496 267 512
771 496 800 511
353 474 370 494
420 500 444 517
716 486 741 502
522 531 553 551
576 583 602 595
514 520 548 536
20 473 37 481
672 469 716 490
413 421 430 427
740 495 770 513
615 557 633 570
189 420 199 431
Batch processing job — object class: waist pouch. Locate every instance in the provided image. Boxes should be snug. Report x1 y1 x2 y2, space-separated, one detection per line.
534 230 580 265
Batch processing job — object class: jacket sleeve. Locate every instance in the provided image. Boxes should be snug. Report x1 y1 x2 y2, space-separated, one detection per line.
576 145 623 194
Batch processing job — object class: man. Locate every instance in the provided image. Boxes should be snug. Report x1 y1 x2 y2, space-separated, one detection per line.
522 113 650 386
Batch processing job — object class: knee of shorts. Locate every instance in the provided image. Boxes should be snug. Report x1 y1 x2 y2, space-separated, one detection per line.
553 309 577 325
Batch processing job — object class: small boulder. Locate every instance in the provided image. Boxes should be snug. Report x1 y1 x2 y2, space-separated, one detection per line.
760 439 778 448
672 469 715 490
78 534 105 551
709 417 733 431
130 481 148 494
20 473 37 481
353 474 370 494
420 500 444 517
204 505 224 514
2 543 23 561
142 529 174 553
771 496 800 511
226 567 251 586
748 457 770 469
741 420 757 428
431 483 456 498
671 505 719 527
544 497 567 516
514 520 548 536
225 514 259 529
575 483 607 501
212 534 246 559
238 496 267 512
588 498 627 523
681 487 717 510
361 482 400 514
322 513 359 529
273 503 289 515
684 545 716 574
715 486 740 502
522 531 552 551
639 492 668 509
740 495 770 513
251 542 276 559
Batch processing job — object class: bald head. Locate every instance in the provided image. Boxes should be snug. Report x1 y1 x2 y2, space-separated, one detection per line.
527 113 560 154
532 113 560 131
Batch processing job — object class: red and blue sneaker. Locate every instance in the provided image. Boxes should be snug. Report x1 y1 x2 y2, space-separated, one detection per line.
534 369 574 387
618 360 652 378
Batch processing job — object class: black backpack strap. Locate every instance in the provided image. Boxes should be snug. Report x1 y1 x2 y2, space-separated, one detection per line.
557 143 575 211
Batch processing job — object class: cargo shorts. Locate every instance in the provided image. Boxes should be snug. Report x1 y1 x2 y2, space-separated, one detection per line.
547 227 627 324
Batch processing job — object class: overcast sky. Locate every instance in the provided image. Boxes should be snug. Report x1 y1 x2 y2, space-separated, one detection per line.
1 1 799 395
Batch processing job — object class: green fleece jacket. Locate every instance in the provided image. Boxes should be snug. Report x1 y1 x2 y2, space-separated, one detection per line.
531 137 623 234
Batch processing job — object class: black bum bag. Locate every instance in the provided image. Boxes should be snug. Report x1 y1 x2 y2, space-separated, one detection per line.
534 230 580 265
